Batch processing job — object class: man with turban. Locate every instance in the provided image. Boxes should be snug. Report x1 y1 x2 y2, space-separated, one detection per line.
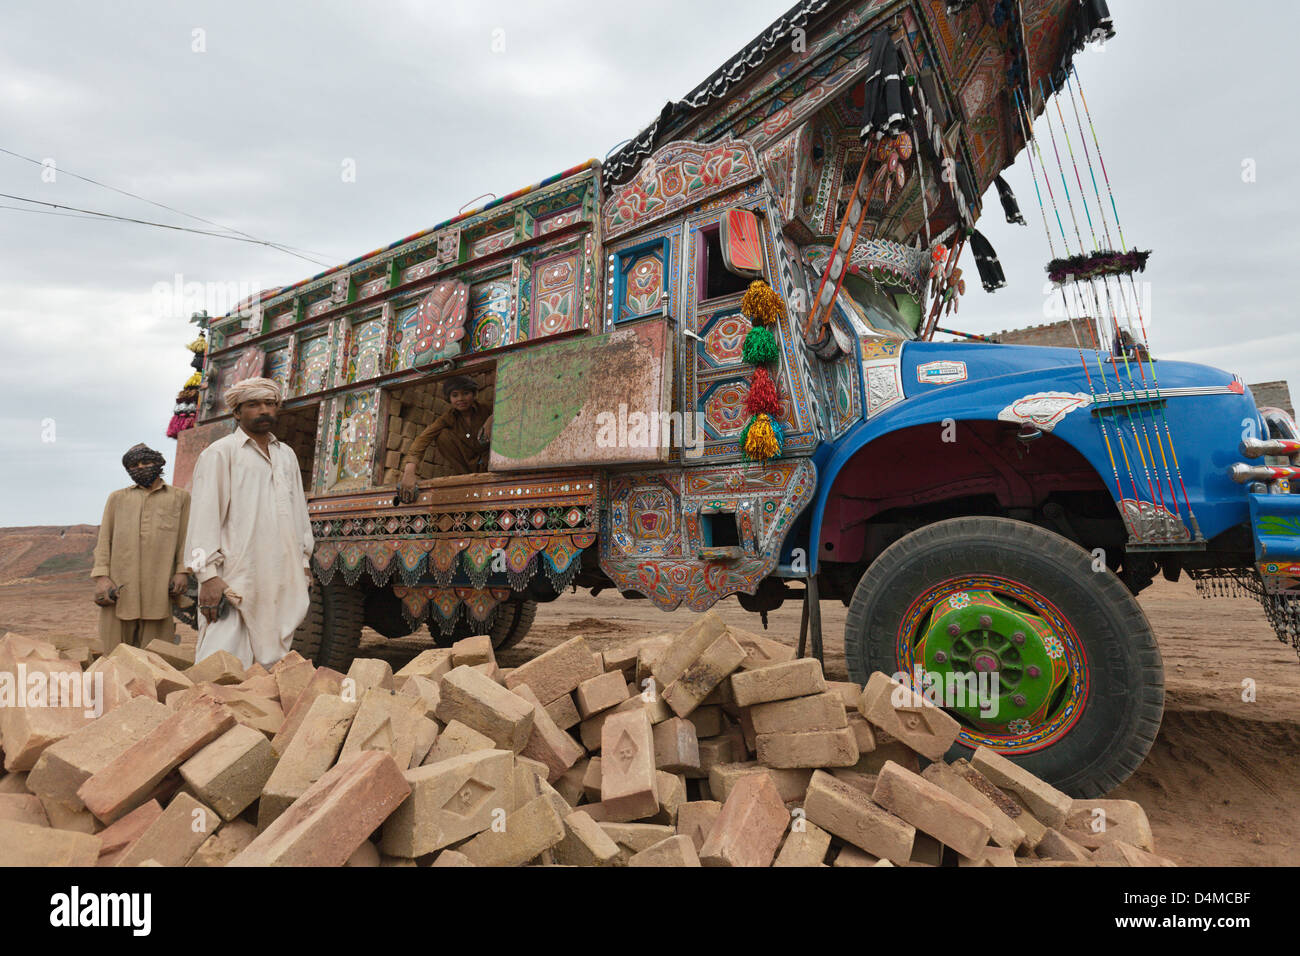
397 375 492 502
185 377 314 668
91 443 191 652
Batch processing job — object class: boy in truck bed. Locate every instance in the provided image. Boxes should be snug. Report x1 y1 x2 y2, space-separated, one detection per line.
397 375 493 501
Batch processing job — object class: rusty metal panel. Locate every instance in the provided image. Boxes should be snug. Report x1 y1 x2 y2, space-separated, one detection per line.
172 419 236 491
490 321 673 470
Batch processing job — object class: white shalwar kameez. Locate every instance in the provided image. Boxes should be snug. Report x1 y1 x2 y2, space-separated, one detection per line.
185 427 314 668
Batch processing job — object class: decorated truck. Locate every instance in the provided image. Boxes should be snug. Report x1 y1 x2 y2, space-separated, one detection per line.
173 0 1298 796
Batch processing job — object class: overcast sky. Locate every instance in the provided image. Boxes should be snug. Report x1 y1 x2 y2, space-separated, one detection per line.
1 0 1295 527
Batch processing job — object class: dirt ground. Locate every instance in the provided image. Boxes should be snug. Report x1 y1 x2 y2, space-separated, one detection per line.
3 569 1297 866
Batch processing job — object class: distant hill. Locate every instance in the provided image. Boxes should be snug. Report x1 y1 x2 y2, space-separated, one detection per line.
0 525 98 583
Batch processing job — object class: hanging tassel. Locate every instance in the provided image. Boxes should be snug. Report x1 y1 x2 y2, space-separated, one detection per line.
744 367 782 417
184 371 201 388
740 413 784 462
740 280 786 325
969 229 1006 292
742 325 780 365
186 334 207 353
190 351 205 371
995 175 1025 225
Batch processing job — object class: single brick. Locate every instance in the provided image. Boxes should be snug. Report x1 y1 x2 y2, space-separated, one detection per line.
757 728 859 769
959 845 1019 867
379 749 513 857
513 684 585 782
451 634 494 667
394 648 454 683
26 696 169 808
846 713 876 754
437 666 534 753
395 674 441 720
345 658 395 698
599 709 659 822
339 688 427 770
1063 799 1154 852
652 717 700 773
271 666 345 756
651 770 687 826
970 745 1072 829
503 636 601 704
0 658 98 771
708 762 812 804
258 694 357 830
730 659 826 707
554 757 588 807
0 793 48 826
922 761 1025 851
597 822 675 865
185 650 246 685
698 772 788 867
774 820 832 867
115 792 217 867
459 794 566 867
143 639 194 671
188 820 258 867
1037 827 1094 862
662 632 746 718
410 717 439 768
554 810 620 867
1091 842 1177 867
833 845 880 867
430 850 475 867
651 612 728 689
0 820 100 866
575 671 629 718
629 833 701 867
675 800 722 851
857 673 960 762
179 723 275 821
95 800 162 865
803 769 914 865
871 761 992 861
425 719 496 764
751 692 847 735
77 697 237 824
727 627 797 671
231 751 411 867
528 687 574 732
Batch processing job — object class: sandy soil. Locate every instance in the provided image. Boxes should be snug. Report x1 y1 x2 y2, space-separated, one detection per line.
3 569 1297 866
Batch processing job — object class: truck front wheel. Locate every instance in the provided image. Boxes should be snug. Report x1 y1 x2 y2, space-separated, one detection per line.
292 579 364 671
843 516 1163 798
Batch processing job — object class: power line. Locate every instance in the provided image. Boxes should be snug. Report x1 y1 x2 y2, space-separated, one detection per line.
0 145 338 264
0 190 332 264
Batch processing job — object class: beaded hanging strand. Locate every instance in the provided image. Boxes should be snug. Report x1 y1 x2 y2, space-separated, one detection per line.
738 279 786 461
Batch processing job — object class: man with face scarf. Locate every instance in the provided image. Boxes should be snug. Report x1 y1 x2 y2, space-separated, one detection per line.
184 376 314 668
91 444 191 652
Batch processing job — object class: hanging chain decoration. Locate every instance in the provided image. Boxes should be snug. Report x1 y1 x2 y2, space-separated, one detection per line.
738 279 787 462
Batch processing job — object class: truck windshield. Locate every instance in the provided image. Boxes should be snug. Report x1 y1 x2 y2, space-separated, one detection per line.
837 274 922 340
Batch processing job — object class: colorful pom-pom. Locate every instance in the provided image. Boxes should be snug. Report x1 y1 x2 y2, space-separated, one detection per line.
742 325 780 365
740 413 783 462
744 367 782 417
740 280 786 325
186 334 207 353
184 371 201 388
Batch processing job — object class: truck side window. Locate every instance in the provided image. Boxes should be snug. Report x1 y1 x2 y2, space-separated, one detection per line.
701 225 750 301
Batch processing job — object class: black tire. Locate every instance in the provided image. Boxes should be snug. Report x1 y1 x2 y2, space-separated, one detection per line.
843 516 1163 798
291 579 365 671
363 587 418 639
490 598 537 652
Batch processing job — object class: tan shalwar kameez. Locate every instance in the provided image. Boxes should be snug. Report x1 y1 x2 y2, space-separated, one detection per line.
91 482 190 652
402 403 491 475
185 427 314 669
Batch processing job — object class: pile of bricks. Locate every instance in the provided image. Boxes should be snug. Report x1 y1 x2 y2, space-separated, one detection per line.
0 615 1173 866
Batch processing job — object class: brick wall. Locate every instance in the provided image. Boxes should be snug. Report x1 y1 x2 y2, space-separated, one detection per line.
1250 381 1294 419
275 405 319 490
381 371 496 484
990 320 1078 348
